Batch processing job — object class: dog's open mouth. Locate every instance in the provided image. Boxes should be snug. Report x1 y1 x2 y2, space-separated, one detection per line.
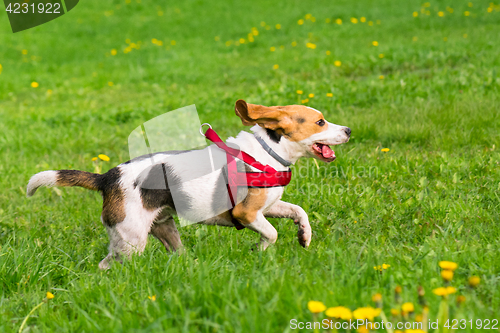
312 143 336 162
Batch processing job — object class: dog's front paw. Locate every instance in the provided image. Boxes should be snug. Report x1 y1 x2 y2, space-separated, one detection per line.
297 225 311 248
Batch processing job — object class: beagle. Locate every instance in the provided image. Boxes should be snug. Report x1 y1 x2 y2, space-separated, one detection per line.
27 100 351 269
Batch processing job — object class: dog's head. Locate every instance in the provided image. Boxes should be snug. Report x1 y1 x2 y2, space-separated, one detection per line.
235 99 350 162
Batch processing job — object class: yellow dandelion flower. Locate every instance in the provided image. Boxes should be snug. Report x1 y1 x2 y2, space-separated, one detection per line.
439 261 458 271
443 37 448 41
446 286 457 294
468 2 473 7
353 307 381 321
402 302 414 313
372 41 379 46
351 17 358 24
368 21 373 26
358 327 369 333
334 60 341 67
92 157 98 162
239 38 245 44
270 46 276 52
298 19 304 25
111 49 117 56
98 154 110 161
308 301 326 313
260 21 266 27
291 41 297 47
372 293 382 302
305 13 312 19
325 18 331 23
306 42 316 49
108 81 114 86
468 276 480 287
432 287 447 296
46 89 52 96
301 98 309 103
225 41 232 46
326 50 331 55
325 306 352 320
463 34 468 38
447 7 454 13
214 36 220 41
125 38 131 44
413 11 419 17
248 35 254 42
170 40 176 45
413 36 418 42
382 263 390 269
438 11 444 17
390 308 400 316
423 2 430 7
433 286 457 296
46 292 55 299
487 7 493 12
31 82 39 88
381 148 390 152
148 295 156 301
273 64 279 70
464 11 470 16
158 10 163 16
296 90 303 95
326 93 333 97
22 49 28 55
0 64 2 74
152 38 158 44
395 286 402 294
275 24 281 29
457 295 466 303
379 75 385 80
441 270 454 281
360 17 366 22
336 18 342 24
379 53 384 58
308 93 314 98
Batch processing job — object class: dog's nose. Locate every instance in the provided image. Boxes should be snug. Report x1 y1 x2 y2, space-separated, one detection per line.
344 127 351 137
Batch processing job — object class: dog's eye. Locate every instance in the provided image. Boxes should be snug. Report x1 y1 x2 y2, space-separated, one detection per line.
316 119 325 126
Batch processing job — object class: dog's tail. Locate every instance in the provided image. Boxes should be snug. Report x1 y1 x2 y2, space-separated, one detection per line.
27 170 101 197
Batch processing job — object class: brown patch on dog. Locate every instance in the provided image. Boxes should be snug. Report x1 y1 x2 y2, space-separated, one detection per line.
56 170 100 190
235 99 328 142
232 187 268 225
99 168 126 227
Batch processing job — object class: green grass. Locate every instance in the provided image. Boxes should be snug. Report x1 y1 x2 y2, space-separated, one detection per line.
1 0 500 332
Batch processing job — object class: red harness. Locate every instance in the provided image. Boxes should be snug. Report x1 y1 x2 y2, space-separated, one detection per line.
203 127 292 229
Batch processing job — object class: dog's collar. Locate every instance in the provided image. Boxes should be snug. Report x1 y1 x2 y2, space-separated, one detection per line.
254 134 292 167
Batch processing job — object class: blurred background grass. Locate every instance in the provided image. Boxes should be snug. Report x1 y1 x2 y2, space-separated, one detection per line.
1 0 500 332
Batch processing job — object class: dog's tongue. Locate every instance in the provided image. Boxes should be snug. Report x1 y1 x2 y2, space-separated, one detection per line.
322 144 334 158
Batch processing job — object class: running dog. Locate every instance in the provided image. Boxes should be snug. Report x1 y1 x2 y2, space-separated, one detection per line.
27 100 351 269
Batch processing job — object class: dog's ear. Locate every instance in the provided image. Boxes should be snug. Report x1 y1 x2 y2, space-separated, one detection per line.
235 99 257 126
234 99 293 133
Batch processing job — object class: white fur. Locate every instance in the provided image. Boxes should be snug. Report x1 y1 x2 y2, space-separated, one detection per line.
27 170 57 197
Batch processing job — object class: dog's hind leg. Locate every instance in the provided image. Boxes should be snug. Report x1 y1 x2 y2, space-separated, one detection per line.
99 209 158 270
150 215 183 252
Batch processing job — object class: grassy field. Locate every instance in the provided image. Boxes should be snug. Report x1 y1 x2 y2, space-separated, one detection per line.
1 0 500 332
